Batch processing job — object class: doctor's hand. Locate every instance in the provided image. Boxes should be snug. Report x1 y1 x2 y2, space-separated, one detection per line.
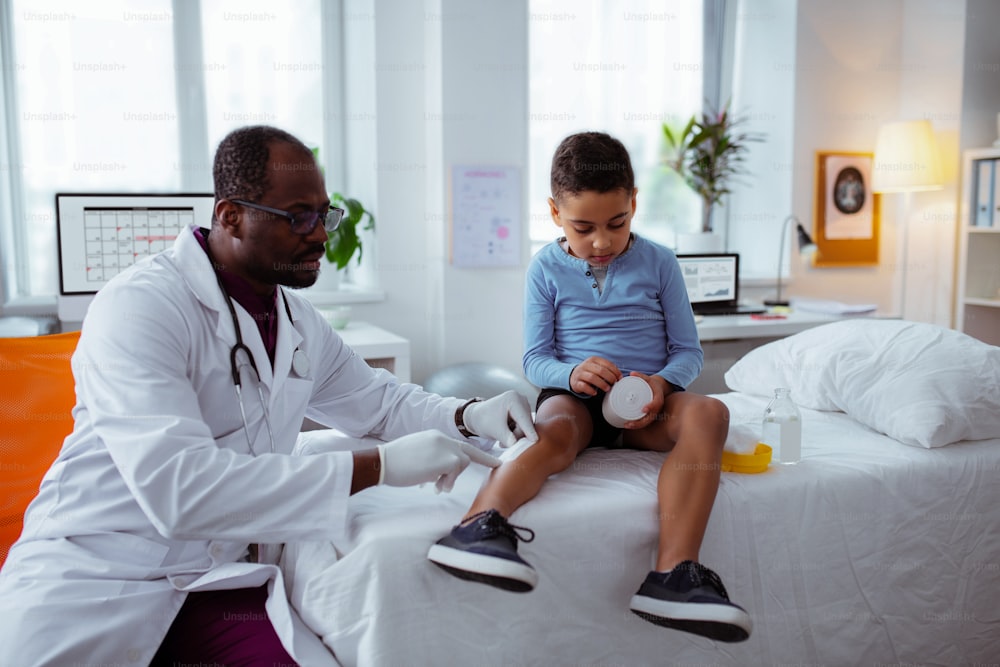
460 390 538 448
378 430 500 493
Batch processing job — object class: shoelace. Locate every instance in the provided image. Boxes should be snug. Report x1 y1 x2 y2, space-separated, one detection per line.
677 560 731 600
463 509 536 544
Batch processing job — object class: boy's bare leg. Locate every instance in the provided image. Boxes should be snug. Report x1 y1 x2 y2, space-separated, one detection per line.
626 393 751 642
464 394 592 520
624 392 729 572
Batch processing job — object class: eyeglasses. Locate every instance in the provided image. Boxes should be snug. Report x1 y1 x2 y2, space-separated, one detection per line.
231 199 345 235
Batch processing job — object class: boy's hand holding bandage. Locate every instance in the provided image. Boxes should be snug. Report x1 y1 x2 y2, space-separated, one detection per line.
570 356 623 396
620 371 672 429
570 359 674 430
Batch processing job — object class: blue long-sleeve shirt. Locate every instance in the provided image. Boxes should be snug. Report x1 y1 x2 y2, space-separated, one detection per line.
522 234 703 391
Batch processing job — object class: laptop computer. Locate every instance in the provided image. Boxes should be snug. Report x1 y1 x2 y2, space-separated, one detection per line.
675 252 766 316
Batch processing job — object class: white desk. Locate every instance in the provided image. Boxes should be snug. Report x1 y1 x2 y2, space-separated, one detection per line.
335 321 412 383
696 310 843 341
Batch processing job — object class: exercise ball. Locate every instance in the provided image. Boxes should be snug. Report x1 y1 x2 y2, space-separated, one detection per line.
422 362 540 404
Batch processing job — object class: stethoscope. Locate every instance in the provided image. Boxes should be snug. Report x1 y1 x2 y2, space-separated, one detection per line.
212 271 311 457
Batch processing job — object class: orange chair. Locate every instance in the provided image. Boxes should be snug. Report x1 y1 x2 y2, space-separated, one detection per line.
0 331 80 567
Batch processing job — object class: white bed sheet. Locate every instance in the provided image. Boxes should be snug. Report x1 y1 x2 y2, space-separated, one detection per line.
282 393 1000 666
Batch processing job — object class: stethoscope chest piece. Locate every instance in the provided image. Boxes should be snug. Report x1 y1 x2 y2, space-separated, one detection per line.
292 348 310 377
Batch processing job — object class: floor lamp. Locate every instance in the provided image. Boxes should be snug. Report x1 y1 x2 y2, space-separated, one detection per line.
764 215 817 307
871 120 943 319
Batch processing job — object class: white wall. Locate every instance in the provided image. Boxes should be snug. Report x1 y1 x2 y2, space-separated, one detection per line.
726 0 798 281
958 0 1000 153
342 0 438 383
437 0 528 377
344 0 528 384
894 0 967 326
787 0 968 324
790 0 904 315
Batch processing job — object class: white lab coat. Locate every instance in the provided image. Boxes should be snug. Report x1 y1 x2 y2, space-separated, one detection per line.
0 227 473 666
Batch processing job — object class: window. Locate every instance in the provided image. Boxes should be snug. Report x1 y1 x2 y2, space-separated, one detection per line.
528 0 704 250
8 1 181 298
200 1 325 167
1 0 333 307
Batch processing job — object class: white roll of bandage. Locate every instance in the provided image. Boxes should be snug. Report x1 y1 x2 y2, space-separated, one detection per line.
601 376 653 428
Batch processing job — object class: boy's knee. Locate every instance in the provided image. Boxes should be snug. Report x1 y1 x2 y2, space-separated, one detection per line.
552 449 580 472
534 406 592 469
680 394 728 422
682 395 729 442
704 395 730 423
539 433 584 470
704 397 730 435
536 412 588 442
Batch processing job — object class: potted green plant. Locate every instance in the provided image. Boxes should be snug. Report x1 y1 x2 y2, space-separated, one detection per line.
308 148 376 275
663 101 762 235
325 193 375 270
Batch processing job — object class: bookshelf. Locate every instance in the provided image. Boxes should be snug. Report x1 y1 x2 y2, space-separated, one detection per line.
955 147 1000 346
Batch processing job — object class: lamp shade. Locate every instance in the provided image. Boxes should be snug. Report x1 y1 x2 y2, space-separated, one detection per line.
871 120 943 193
796 223 817 254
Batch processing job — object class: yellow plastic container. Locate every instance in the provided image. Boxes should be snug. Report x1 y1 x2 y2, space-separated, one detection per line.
721 443 772 474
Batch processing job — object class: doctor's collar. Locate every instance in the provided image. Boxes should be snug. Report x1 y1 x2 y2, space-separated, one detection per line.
193 227 278 316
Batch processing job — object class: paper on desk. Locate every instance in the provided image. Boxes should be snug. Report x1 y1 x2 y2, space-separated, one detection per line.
789 297 877 315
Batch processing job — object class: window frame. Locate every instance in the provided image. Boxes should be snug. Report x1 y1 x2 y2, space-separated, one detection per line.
0 0 32 313
0 0 349 315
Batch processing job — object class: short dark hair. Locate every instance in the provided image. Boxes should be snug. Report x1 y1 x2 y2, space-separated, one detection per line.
212 125 313 218
550 131 634 203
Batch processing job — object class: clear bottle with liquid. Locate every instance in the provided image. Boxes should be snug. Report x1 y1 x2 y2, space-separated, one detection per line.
761 387 802 463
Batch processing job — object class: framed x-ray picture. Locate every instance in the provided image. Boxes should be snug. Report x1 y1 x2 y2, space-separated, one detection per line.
813 151 880 266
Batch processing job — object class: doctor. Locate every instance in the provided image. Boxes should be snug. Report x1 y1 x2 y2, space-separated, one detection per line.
0 125 537 666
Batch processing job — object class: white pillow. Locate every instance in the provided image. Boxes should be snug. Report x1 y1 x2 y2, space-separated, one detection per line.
724 319 1000 448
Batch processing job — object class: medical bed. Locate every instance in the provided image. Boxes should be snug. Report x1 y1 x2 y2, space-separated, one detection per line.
282 320 1000 666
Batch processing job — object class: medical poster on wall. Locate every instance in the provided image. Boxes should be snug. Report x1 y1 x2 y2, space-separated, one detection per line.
450 165 521 268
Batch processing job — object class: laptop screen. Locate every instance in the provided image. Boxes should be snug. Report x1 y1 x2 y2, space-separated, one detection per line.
676 253 740 310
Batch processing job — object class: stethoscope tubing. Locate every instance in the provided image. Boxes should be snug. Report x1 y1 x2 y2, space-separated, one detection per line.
206 242 310 457
214 270 287 458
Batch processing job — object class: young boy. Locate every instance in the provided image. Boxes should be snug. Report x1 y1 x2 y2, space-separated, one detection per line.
427 132 751 642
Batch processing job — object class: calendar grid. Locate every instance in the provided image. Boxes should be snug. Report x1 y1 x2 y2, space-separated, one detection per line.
82 206 193 283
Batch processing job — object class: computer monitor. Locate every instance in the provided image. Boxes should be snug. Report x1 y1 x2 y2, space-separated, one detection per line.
55 192 215 322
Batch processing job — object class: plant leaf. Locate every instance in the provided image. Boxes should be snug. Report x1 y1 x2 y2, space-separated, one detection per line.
326 191 375 269
662 123 676 147
659 98 767 211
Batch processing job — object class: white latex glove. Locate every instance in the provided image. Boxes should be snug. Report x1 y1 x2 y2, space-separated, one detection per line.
377 430 501 493
461 390 539 448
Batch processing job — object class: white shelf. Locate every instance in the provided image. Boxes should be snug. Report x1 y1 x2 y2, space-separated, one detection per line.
955 147 1000 346
334 321 411 383
963 297 1000 309
302 285 387 307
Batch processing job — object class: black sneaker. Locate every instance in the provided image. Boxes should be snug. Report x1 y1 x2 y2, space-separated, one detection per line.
427 509 538 593
629 560 752 642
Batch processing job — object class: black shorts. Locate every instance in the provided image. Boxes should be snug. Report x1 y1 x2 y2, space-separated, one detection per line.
535 387 623 449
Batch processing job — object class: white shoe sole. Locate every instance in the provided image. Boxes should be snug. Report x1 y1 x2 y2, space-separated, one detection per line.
427 544 538 592
630 594 752 641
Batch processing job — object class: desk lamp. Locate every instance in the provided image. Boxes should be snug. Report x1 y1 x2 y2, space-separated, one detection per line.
871 120 943 319
764 215 817 307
